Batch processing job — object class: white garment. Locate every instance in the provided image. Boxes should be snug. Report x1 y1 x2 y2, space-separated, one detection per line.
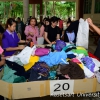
77 58 94 78
76 18 89 49
13 46 36 65
92 58 100 72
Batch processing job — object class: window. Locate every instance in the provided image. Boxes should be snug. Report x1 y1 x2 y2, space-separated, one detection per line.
95 0 100 13
84 0 92 14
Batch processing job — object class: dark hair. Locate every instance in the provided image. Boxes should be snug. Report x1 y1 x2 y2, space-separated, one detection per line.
43 18 47 22
67 20 72 24
5 18 16 29
29 17 37 26
50 16 58 23
17 17 21 20
45 18 50 23
57 18 61 20
67 17 72 24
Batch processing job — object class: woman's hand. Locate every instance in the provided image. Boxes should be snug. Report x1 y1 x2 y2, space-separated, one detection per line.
29 32 34 36
51 41 56 44
87 18 93 26
18 45 25 50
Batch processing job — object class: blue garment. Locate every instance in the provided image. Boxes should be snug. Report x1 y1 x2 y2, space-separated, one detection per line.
2 30 20 56
66 31 75 42
39 51 68 67
81 56 95 72
49 71 56 80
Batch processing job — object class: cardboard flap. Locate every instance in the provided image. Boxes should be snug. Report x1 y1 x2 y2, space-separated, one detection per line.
96 81 100 92
12 81 50 99
0 80 12 99
74 78 97 94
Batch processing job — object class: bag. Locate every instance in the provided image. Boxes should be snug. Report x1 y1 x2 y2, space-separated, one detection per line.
33 62 50 76
14 46 36 65
76 18 89 49
55 40 66 51
35 48 50 56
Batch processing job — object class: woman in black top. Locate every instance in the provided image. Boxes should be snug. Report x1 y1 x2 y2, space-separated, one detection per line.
44 16 60 44
63 20 79 43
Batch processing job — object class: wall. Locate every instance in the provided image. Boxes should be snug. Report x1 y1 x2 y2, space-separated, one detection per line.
83 0 100 25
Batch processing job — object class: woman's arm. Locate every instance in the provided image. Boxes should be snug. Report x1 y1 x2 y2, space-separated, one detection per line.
56 34 60 40
6 47 20 51
44 32 51 44
87 18 100 35
0 60 5 67
40 25 45 37
24 26 30 36
6 45 25 52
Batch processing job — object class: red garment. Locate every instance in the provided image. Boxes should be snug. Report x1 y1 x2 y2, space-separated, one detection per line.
58 20 63 29
88 52 100 61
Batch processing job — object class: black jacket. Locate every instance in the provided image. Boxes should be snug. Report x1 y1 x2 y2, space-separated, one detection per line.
64 20 79 43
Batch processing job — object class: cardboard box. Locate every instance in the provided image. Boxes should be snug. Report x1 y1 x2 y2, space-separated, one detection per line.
0 78 99 100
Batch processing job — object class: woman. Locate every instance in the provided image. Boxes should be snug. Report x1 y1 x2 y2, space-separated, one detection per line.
40 18 50 37
24 17 39 44
44 16 60 44
62 20 79 43
2 18 26 57
87 18 100 59
16 17 25 40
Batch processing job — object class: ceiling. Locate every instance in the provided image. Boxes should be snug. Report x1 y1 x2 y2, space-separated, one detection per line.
0 0 76 2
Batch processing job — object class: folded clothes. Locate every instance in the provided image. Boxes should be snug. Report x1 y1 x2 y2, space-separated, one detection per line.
35 48 50 56
24 56 39 71
55 40 66 51
63 44 76 51
72 47 88 56
6 60 27 78
65 47 76 52
88 52 99 61
59 61 85 79
71 58 81 64
67 54 76 59
33 62 50 77
81 56 95 72
29 69 48 81
2 65 24 83
49 71 56 80
39 51 68 67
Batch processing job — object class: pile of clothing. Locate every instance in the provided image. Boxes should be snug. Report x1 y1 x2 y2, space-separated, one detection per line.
1 40 100 83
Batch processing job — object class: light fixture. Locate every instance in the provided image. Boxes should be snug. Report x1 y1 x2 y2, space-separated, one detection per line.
61 1 66 3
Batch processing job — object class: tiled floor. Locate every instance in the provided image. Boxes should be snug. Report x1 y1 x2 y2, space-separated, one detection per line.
88 36 97 54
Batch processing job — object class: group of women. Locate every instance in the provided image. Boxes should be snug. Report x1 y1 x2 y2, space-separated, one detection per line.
0 16 100 100
1 16 100 60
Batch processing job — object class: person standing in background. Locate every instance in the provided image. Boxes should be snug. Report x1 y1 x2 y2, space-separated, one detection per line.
16 17 26 40
24 17 39 44
87 18 100 59
39 18 50 37
58 18 63 37
44 16 60 44
0 23 5 45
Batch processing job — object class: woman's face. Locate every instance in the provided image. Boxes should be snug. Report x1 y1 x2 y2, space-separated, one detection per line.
45 21 49 26
8 22 16 32
51 21 58 28
30 19 36 27
67 23 71 27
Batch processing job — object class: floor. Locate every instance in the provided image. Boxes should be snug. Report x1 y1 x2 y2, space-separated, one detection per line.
88 36 97 54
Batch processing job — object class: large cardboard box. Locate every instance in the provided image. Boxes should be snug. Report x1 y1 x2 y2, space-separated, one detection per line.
0 78 99 100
